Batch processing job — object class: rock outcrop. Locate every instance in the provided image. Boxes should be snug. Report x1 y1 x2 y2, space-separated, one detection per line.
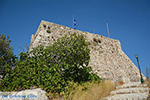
0 88 48 100
29 20 145 83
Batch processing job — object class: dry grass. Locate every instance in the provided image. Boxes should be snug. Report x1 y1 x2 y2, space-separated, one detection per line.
67 80 116 100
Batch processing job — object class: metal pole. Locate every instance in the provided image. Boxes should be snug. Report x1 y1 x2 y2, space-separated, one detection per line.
93 28 95 34
106 21 110 38
73 13 74 29
146 67 149 79
135 55 144 83
149 68 150 79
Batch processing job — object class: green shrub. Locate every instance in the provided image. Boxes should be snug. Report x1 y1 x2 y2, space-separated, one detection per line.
0 33 100 98
0 34 17 79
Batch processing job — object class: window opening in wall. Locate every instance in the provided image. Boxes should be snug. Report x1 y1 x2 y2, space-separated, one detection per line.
98 39 101 43
48 26 50 29
93 38 97 42
47 29 51 33
43 24 46 28
93 38 101 44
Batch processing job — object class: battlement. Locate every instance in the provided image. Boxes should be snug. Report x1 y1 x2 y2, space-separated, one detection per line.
29 20 145 82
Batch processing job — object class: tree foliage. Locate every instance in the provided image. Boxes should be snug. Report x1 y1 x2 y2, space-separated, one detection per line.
0 34 17 79
0 33 100 97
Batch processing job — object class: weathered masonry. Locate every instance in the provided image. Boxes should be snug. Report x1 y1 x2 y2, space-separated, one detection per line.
29 20 145 83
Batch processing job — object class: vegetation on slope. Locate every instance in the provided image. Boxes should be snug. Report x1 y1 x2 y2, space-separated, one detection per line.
0 33 102 99
0 34 17 79
67 80 115 100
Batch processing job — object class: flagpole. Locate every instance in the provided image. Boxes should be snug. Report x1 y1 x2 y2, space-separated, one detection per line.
73 13 74 29
93 28 95 34
73 13 76 29
106 21 110 38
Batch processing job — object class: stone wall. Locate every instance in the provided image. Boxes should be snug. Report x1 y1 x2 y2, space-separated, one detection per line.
29 20 145 83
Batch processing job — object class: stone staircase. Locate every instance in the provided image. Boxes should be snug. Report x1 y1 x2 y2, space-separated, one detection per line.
103 82 149 100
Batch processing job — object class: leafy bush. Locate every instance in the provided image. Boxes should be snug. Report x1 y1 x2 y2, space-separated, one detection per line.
0 34 17 79
0 33 100 98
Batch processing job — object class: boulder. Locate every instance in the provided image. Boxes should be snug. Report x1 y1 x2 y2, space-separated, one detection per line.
0 88 48 100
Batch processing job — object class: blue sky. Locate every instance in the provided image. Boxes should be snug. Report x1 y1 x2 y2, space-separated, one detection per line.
0 0 150 77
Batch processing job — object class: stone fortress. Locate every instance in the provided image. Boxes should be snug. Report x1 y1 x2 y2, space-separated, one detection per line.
29 20 145 83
